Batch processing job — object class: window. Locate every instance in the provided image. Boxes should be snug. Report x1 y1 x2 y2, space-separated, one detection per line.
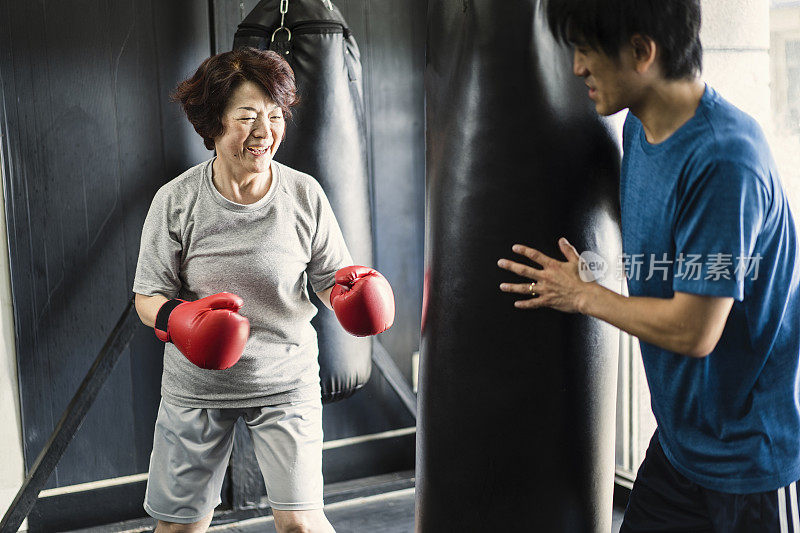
770 1 800 216
786 40 800 131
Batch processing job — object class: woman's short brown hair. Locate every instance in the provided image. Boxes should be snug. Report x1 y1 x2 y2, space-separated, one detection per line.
172 48 300 150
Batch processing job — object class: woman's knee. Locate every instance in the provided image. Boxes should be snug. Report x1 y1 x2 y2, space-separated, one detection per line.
274 509 335 533
155 511 214 533
156 521 199 533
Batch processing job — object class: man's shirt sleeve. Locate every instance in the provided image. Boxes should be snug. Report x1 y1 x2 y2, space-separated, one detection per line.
672 160 768 301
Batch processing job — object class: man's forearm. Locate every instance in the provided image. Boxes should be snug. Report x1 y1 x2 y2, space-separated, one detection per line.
579 283 708 357
497 241 731 358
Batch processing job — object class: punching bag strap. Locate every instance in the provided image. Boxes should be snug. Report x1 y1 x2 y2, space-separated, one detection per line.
270 0 293 57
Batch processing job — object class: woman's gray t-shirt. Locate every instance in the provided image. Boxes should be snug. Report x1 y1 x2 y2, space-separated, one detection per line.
133 158 353 408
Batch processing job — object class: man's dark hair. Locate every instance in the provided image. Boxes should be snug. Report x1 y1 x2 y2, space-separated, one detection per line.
543 0 703 80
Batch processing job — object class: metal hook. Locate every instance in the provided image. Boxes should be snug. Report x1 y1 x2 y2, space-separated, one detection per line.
271 26 292 43
272 0 291 44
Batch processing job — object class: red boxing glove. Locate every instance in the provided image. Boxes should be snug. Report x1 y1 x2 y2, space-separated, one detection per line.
154 292 250 370
330 266 395 337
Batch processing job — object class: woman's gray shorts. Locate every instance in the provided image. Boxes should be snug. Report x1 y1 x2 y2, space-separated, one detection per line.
143 397 324 524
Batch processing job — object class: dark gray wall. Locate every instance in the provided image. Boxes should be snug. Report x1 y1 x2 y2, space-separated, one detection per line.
0 0 424 528
349 0 426 385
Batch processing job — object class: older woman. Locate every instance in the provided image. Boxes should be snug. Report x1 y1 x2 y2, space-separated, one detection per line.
133 48 393 533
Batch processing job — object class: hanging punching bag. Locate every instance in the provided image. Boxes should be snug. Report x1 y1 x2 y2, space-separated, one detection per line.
233 1 372 403
418 1 622 531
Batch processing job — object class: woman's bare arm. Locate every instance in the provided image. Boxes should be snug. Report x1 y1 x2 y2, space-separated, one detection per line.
134 293 169 328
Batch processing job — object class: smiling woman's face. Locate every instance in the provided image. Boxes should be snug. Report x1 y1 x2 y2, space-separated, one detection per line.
214 80 286 176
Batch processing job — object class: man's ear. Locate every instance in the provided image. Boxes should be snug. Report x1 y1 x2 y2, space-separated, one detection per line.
630 33 658 74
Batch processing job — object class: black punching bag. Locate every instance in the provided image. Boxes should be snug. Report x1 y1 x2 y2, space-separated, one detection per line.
418 1 622 531
233 1 372 403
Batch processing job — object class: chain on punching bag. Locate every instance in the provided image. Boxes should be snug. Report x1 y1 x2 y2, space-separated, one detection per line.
233 0 372 403
417 0 623 531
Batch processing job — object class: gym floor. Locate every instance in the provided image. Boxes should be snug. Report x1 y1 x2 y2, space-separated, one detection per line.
203 491 626 533
67 472 626 532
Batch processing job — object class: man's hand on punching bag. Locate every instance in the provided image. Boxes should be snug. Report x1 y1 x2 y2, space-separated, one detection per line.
497 238 593 314
330 266 395 336
154 292 250 370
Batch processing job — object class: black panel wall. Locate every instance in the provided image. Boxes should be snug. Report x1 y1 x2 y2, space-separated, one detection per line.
0 0 424 529
0 0 213 488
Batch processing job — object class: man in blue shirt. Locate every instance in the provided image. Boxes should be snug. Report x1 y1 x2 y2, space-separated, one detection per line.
498 1 800 531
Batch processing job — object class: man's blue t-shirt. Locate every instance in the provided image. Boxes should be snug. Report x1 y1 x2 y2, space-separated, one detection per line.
621 85 800 494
